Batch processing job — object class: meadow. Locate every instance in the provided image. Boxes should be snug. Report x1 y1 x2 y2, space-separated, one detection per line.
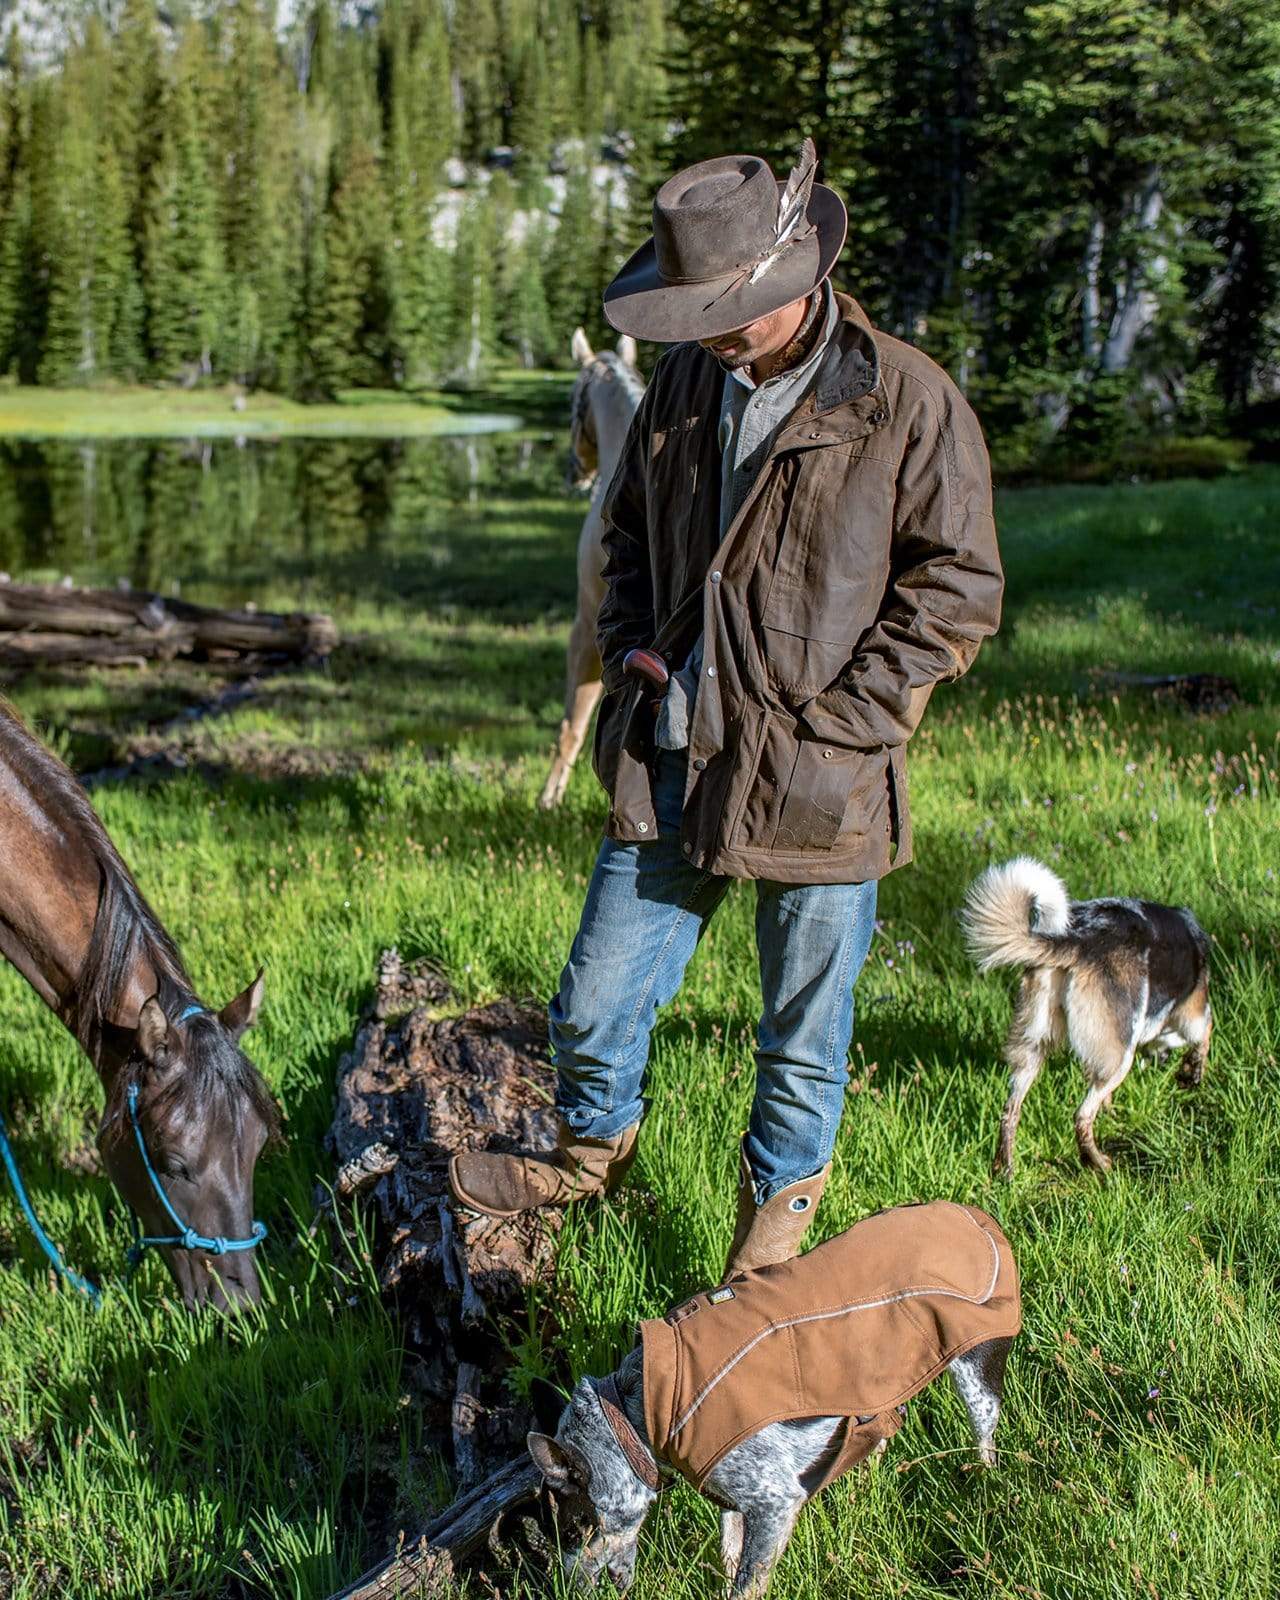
0 438 1276 1598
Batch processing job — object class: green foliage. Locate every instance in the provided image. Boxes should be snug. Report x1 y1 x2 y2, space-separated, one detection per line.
670 0 1280 442
0 0 656 394
143 36 226 381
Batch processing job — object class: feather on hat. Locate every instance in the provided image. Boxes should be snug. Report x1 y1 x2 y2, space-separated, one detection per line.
603 138 847 344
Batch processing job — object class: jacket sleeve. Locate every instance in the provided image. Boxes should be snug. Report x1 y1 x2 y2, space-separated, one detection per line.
803 378 1003 749
596 379 659 696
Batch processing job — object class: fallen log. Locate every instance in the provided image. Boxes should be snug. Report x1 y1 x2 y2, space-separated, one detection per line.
1093 670 1240 714
323 949 564 1584
327 1456 542 1600
0 578 337 666
0 627 194 666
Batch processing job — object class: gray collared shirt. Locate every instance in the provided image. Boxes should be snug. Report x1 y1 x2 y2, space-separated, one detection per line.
656 282 839 752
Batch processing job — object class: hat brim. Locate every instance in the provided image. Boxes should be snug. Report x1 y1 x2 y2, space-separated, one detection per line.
603 183 848 344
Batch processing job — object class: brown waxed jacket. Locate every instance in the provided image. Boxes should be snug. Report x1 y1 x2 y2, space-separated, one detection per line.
593 293 1003 883
641 1202 1021 1494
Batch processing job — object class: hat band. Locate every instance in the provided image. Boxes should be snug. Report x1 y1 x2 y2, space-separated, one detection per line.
658 219 816 289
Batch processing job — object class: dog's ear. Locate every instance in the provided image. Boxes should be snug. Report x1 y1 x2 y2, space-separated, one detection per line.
530 1377 566 1435
527 1432 590 1493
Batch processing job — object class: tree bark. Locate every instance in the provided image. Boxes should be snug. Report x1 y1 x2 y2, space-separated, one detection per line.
1101 168 1165 375
326 1456 542 1600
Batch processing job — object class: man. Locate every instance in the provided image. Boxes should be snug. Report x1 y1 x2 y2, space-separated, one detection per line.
450 140 1003 1275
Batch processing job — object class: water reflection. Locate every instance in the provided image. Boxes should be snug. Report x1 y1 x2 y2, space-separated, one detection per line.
0 432 566 614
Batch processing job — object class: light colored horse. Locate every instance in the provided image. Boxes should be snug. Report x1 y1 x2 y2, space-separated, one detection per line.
539 326 645 809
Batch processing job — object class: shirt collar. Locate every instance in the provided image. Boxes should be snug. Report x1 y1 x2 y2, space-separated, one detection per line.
726 280 838 393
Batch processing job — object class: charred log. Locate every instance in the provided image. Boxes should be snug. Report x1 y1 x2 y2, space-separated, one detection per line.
323 949 566 1588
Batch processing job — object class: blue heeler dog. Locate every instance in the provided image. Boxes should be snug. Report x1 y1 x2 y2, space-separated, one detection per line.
527 1201 1021 1595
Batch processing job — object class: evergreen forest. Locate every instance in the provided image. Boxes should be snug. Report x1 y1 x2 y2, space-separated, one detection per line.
0 0 1277 459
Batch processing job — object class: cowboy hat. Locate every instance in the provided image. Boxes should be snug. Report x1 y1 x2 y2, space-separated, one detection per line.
603 139 847 344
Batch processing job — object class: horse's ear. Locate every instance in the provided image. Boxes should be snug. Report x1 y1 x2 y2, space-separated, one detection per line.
570 326 594 366
136 996 170 1067
615 334 638 370
219 968 265 1040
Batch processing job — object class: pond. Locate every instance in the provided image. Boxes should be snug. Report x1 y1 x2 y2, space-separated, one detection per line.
0 429 570 614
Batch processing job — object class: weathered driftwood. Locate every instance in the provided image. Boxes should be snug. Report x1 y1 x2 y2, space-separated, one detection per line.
0 629 193 666
327 1456 542 1600
0 579 337 666
324 950 563 1588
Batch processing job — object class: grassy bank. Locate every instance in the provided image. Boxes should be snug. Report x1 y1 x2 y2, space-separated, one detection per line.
0 374 574 439
0 465 1277 1598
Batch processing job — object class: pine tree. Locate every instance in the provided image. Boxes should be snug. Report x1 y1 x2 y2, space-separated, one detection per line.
218 0 299 388
449 189 499 383
385 0 454 386
144 36 226 381
313 140 392 396
36 33 132 384
544 165 601 351
503 220 555 368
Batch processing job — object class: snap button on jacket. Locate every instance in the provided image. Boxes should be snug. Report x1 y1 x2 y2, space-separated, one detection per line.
640 1202 1021 1493
593 294 1003 884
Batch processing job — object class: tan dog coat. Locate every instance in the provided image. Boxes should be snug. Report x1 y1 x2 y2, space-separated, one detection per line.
641 1201 1021 1492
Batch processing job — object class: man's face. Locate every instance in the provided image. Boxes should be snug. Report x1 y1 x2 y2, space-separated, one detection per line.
698 295 809 372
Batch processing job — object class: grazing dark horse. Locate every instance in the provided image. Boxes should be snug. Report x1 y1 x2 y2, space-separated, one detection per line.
0 698 280 1309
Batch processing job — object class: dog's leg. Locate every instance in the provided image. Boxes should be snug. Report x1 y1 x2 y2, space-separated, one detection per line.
994 971 1055 1177
948 1336 1012 1466
719 1510 745 1588
1075 1048 1134 1173
731 1499 804 1598
1176 990 1212 1089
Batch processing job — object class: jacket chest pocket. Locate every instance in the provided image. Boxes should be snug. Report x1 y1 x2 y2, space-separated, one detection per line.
761 447 893 648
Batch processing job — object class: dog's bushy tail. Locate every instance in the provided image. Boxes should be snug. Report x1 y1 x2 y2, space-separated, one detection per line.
962 857 1074 972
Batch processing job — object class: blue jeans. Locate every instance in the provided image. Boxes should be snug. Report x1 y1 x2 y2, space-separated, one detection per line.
551 752 878 1202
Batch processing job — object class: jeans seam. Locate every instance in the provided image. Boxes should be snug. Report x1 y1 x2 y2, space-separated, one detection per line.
817 913 859 1162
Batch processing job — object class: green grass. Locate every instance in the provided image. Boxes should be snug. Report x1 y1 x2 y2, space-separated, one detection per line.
0 379 549 439
0 459 1278 1598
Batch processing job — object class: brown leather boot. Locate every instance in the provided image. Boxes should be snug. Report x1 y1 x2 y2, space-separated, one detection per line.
448 1121 639 1220
723 1145 830 1277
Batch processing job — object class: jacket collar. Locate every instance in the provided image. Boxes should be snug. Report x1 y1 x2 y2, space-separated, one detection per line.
804 292 884 421
683 290 887 446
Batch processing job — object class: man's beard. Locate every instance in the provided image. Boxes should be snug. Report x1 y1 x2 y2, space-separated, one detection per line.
713 346 754 372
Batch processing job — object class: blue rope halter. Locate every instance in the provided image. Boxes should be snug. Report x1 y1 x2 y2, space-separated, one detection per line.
124 1003 267 1268
0 1107 104 1307
0 1002 267 1306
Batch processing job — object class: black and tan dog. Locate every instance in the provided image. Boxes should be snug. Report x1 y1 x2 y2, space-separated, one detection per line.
963 857 1212 1174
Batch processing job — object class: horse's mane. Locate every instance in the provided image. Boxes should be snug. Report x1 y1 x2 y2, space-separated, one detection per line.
0 699 190 1065
0 699 283 1148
